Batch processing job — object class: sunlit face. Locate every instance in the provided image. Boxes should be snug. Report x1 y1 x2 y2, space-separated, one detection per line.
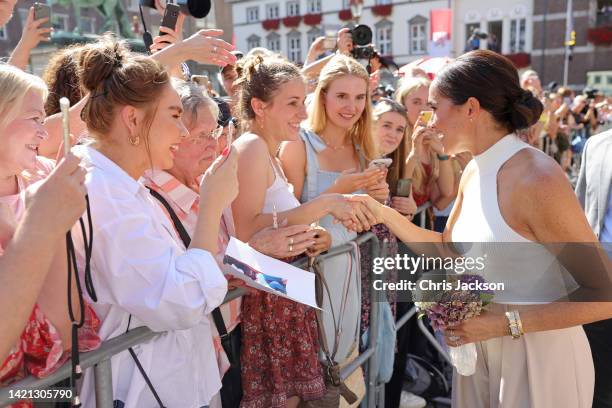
323 75 368 131
172 105 219 179
0 0 17 26
522 74 541 92
374 111 407 156
402 85 430 127
222 67 239 97
262 77 307 141
147 84 189 170
0 90 48 176
428 84 470 155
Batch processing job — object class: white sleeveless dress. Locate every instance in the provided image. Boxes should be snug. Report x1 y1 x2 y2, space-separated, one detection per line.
450 135 594 408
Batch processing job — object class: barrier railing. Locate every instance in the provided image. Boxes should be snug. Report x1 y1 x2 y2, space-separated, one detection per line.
1 203 437 408
0 233 382 408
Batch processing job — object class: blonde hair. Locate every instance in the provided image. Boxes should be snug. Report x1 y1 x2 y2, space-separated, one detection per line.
372 99 409 195
394 76 438 194
395 76 431 123
0 64 48 132
307 54 377 160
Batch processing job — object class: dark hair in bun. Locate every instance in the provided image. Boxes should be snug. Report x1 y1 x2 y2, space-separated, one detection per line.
78 34 169 136
433 50 543 133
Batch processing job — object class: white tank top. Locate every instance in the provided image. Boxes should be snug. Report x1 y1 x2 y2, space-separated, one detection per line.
451 134 578 303
262 154 300 214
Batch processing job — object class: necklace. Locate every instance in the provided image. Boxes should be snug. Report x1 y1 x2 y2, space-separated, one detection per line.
322 138 351 151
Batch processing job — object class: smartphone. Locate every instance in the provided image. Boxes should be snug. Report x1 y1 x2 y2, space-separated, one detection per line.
369 158 392 168
396 178 412 197
33 3 52 29
159 3 181 36
418 110 433 124
323 36 336 50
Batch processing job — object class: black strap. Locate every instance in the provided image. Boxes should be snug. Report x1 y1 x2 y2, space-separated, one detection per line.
125 316 166 408
147 187 233 362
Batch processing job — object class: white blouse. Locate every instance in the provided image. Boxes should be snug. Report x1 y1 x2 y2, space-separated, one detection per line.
73 145 227 408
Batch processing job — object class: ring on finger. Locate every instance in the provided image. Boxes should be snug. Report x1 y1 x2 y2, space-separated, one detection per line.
212 46 217 54
289 244 293 252
289 238 294 246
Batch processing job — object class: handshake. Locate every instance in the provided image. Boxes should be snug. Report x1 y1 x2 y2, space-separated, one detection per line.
327 193 385 233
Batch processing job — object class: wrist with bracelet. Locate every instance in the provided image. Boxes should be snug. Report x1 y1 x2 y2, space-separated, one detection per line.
505 310 524 339
436 153 450 161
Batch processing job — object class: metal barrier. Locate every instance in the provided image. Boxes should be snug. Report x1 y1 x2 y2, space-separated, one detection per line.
0 203 438 408
0 233 382 408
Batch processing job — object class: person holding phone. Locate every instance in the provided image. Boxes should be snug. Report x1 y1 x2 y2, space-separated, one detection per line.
0 64 100 401
395 77 454 218
72 36 239 408
280 54 388 404
8 5 52 70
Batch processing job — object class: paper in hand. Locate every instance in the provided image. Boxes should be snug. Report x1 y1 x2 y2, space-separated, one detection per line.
223 237 318 309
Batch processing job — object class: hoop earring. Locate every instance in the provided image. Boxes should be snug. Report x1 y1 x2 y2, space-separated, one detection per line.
128 135 140 146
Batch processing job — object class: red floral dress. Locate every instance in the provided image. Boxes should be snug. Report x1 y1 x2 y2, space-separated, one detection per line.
0 304 100 408
240 258 325 408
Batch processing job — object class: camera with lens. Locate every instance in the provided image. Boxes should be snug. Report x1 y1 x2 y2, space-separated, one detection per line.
140 0 211 18
469 28 488 40
350 24 375 60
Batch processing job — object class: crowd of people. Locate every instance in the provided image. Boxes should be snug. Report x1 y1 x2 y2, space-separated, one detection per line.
0 1 611 408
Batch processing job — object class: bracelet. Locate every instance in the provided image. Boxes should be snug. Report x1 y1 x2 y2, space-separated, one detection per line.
505 310 524 339
436 154 450 161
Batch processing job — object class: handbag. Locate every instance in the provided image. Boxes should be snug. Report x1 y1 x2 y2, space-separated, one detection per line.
299 258 359 408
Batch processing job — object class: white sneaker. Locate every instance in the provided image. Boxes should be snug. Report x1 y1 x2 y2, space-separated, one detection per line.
399 391 427 408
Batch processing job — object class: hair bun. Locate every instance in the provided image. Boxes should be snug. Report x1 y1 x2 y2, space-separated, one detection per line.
78 35 128 93
509 89 543 131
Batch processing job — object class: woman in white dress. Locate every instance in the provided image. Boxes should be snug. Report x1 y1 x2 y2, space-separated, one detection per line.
353 50 612 407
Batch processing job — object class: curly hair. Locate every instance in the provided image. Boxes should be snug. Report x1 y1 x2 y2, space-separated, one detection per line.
42 44 85 116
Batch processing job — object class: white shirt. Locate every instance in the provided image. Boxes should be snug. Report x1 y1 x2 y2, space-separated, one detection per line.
73 145 227 408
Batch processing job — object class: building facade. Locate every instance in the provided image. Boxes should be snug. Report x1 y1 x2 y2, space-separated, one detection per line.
228 0 612 89
228 0 449 66
0 0 232 79
531 0 612 89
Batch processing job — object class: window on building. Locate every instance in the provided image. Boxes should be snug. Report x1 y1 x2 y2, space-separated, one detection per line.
486 20 502 53
375 0 391 5
375 20 392 56
408 16 427 55
465 22 480 44
247 7 259 23
594 76 602 84
509 18 526 53
287 31 302 62
247 34 261 50
266 3 280 19
307 27 321 48
267 32 281 52
307 0 321 13
80 16 96 34
287 0 300 17
607 75 612 85
0 25 7 40
342 0 350 9
52 13 70 32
